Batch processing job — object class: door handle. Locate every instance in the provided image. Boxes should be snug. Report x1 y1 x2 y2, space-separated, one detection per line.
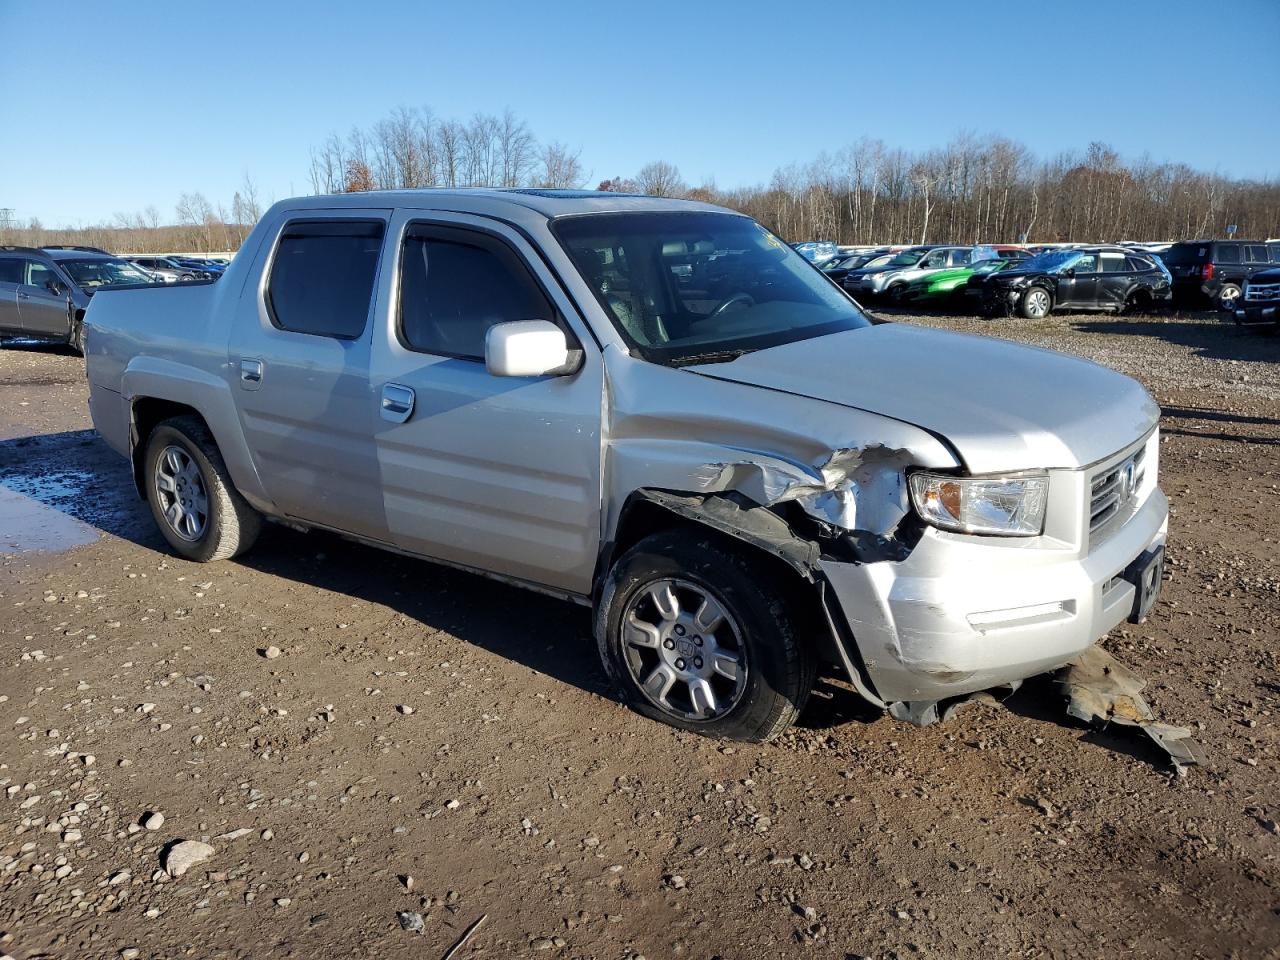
17 292 29 300
381 383 415 423
239 358 264 390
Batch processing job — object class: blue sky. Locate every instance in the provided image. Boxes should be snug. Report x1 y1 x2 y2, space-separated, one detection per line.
2 0 1278 227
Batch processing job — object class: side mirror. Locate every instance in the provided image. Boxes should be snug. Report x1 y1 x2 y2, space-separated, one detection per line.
1063 268 1075 278
485 320 580 378
46 279 66 295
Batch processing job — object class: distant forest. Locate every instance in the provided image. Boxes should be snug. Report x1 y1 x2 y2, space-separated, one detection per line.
4 105 1277 253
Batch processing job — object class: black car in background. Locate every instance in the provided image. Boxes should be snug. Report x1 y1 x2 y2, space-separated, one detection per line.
1162 239 1280 310
821 250 889 283
968 247 1171 319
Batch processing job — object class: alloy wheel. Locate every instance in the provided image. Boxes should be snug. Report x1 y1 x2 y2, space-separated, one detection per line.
620 577 747 721
1026 289 1050 318
154 445 209 541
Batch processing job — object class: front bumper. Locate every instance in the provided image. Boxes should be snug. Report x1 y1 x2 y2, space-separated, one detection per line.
821 447 1169 703
1235 303 1279 327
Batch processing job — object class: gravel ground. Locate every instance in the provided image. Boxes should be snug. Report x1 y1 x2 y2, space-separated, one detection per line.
0 309 1277 960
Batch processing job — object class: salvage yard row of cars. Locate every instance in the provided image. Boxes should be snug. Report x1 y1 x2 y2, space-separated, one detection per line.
802 237 1280 323
5 229 1279 355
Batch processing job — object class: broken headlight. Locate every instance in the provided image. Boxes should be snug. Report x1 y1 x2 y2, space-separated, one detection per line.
909 472 1048 537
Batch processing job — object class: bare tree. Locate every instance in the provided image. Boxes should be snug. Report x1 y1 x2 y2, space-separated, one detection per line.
635 160 686 198
536 141 585 189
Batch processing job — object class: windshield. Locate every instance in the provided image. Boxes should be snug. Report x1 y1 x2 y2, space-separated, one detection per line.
58 258 153 288
1019 250 1081 273
554 212 871 364
887 250 924 266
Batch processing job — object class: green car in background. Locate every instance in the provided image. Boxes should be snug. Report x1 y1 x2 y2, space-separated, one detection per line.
901 256 1012 305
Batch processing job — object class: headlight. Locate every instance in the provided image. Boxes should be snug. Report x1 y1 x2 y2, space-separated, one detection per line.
909 472 1048 537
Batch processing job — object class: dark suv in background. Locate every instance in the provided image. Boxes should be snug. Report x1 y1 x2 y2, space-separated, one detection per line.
0 246 153 352
1162 240 1280 310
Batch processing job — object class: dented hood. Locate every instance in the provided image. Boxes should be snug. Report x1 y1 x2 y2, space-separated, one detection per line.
688 324 1158 473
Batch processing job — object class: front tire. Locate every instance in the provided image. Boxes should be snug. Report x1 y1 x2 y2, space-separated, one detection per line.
68 315 84 354
1019 286 1052 319
143 416 261 562
596 530 815 742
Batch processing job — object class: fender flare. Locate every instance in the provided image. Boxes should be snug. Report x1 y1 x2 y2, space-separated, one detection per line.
122 356 273 510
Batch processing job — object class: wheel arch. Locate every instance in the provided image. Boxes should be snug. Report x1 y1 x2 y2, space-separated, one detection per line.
122 355 272 511
597 488 885 707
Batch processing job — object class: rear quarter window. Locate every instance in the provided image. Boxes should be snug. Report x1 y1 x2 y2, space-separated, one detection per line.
1216 243 1241 264
266 220 385 339
1162 244 1208 265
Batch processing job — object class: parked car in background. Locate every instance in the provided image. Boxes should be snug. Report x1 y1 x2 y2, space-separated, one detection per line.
904 256 1013 305
82 188 1168 744
792 241 839 266
821 250 889 283
172 256 227 274
969 248 1171 318
840 245 934 296
128 256 214 282
1234 267 1280 331
0 245 153 351
1162 240 1280 310
860 245 976 302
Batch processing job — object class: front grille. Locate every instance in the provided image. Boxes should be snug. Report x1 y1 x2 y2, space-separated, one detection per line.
1245 282 1280 303
1089 445 1147 536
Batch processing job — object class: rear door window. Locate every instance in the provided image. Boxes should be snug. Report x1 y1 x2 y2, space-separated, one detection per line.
1100 255 1128 273
266 220 385 339
1216 243 1241 264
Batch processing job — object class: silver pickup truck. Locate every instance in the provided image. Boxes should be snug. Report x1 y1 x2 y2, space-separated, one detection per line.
84 189 1169 742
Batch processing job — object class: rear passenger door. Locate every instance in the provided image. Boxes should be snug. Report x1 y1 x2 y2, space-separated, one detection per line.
369 212 605 595
229 210 394 541
1097 252 1131 307
0 258 22 334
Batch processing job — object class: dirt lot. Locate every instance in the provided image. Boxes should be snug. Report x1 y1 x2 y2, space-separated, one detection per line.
1 310 1278 960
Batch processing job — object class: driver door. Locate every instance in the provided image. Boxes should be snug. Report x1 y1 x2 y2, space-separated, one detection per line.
16 259 71 338
1056 254 1099 306
369 211 605 594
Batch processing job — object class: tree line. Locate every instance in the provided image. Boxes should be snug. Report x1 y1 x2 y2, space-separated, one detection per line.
0 176 264 254
4 108 1277 253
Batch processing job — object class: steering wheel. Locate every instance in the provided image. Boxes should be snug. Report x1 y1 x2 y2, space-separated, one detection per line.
707 292 755 319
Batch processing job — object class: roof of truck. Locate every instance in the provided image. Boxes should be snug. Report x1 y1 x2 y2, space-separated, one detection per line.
269 188 730 220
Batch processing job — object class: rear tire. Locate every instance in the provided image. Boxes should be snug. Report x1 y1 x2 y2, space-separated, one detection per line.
1124 290 1152 315
1217 283 1241 312
596 530 816 742
1019 286 1052 319
143 416 261 562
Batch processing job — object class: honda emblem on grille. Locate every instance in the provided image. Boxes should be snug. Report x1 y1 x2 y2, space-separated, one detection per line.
1120 461 1135 499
